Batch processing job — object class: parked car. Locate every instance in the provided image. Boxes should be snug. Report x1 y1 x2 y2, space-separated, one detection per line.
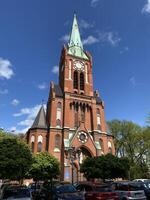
133 179 150 183
51 184 84 200
111 181 147 200
28 182 43 198
132 180 150 200
75 182 119 200
1 185 32 200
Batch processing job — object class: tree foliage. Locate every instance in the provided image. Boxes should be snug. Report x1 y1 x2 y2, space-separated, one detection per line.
0 135 32 180
29 152 60 181
107 120 150 179
80 154 129 181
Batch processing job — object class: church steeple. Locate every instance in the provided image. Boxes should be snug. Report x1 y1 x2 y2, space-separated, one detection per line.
67 14 89 60
31 105 47 129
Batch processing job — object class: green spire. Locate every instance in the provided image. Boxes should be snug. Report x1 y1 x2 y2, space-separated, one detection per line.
68 14 89 60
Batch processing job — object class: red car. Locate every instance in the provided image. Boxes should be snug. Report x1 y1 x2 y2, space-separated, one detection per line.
75 183 119 200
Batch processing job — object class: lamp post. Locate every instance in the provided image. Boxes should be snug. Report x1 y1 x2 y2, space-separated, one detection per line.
65 147 81 184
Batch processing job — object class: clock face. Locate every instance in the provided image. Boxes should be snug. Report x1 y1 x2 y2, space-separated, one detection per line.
73 60 84 71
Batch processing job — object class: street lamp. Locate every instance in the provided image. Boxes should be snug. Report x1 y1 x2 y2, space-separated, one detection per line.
65 147 81 184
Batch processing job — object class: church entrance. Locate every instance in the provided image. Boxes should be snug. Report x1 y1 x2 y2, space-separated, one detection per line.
76 146 93 182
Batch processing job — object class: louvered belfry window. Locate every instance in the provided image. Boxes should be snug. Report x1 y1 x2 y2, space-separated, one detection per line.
74 71 78 89
80 72 84 90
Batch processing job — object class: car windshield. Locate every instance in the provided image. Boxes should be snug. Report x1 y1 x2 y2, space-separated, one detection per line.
95 186 112 192
3 188 30 199
143 182 150 189
55 185 77 193
116 182 143 191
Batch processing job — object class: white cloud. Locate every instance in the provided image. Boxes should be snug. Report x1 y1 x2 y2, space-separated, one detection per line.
13 104 46 133
129 76 136 88
120 46 129 54
13 104 41 117
98 31 121 46
9 126 29 134
0 88 8 95
91 0 100 7
82 35 99 45
82 32 121 46
52 65 59 74
38 82 47 90
18 119 34 126
79 20 94 29
142 0 150 14
0 58 14 79
60 34 70 43
11 99 20 106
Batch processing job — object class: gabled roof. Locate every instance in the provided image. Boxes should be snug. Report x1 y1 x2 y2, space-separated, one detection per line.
31 105 47 129
67 14 89 60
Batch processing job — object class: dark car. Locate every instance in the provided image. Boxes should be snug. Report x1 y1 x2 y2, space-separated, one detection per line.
51 184 84 200
1 185 32 200
75 182 119 200
132 180 150 200
111 181 147 200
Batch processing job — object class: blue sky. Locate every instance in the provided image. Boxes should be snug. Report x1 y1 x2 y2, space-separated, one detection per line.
0 0 150 133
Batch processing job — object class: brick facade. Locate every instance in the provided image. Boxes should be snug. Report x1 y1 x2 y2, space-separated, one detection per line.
26 15 115 182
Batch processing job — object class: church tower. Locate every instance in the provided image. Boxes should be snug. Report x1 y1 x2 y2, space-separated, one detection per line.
27 15 115 182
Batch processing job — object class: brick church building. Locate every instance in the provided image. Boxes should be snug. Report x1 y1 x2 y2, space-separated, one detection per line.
26 15 115 182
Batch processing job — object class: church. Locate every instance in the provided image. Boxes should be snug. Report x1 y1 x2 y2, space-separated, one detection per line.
26 15 115 182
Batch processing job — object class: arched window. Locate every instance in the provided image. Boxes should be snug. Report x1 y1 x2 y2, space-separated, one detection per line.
80 72 84 90
99 139 104 152
37 142 42 152
74 111 78 127
31 135 35 153
69 60 72 80
56 119 61 127
97 108 101 130
85 64 88 83
108 147 112 154
108 141 112 154
55 134 61 149
31 142 34 153
56 102 61 127
37 135 43 152
73 71 78 89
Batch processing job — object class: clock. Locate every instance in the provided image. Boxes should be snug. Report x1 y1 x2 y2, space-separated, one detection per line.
73 60 84 71
77 132 88 144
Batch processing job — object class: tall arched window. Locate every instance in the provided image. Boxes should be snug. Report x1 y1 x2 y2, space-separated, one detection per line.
31 135 35 153
99 139 104 152
108 141 112 154
55 134 61 149
69 60 72 80
31 142 34 152
74 111 78 127
97 108 101 130
73 71 78 89
37 142 42 152
56 119 61 127
80 73 84 90
56 102 61 127
37 135 43 152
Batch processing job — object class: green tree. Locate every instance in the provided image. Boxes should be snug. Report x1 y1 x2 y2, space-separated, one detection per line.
108 120 150 179
80 154 129 181
0 136 32 181
29 152 60 181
